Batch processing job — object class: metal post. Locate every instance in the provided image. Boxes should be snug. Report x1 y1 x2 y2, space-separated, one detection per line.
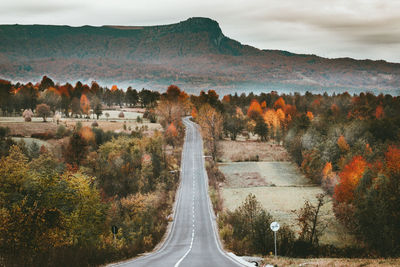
274 231 277 257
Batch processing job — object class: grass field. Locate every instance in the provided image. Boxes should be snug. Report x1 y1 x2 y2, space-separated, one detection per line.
218 140 355 247
219 139 290 162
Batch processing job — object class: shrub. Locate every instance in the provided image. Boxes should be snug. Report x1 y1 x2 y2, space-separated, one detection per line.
31 132 55 140
92 121 99 127
56 125 69 138
118 111 124 118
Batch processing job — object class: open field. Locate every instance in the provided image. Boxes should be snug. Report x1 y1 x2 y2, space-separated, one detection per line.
219 139 290 162
0 109 162 157
218 140 354 247
219 162 310 187
262 257 400 267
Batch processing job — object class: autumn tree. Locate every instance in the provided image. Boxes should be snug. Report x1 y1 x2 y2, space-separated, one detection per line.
247 99 263 120
274 97 286 110
36 103 51 122
80 94 91 118
197 103 223 161
295 193 328 247
334 155 367 203
337 135 350 152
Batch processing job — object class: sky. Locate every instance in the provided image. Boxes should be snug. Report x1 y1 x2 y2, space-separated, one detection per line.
1 0 400 63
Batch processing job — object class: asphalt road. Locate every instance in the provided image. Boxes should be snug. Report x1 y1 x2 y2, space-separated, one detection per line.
115 117 243 267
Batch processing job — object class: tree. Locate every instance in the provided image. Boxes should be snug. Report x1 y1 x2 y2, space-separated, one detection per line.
126 87 138 107
36 103 51 122
22 109 33 122
247 99 263 120
254 118 268 141
197 103 223 161
92 97 103 119
337 135 350 152
295 193 328 247
334 155 367 203
224 115 245 140
71 97 81 117
39 87 61 113
165 123 178 147
80 94 91 118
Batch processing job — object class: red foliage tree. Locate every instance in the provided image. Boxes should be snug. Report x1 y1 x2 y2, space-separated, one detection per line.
334 156 367 203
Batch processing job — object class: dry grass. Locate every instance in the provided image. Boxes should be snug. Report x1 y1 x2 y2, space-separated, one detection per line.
218 144 355 247
262 257 400 266
219 139 290 162
0 117 162 137
1 121 58 137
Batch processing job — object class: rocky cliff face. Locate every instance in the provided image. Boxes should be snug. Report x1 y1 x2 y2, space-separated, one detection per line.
0 17 399 94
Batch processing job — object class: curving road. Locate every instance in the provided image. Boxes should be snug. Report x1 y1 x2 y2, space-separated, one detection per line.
113 117 243 267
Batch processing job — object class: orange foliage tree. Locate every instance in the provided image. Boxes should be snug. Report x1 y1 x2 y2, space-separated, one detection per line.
80 94 90 117
165 123 178 147
306 111 314 121
273 97 286 110
337 135 350 152
247 99 262 120
385 146 400 175
334 156 367 203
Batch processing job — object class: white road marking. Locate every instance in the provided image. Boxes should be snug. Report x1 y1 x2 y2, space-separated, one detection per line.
174 122 196 267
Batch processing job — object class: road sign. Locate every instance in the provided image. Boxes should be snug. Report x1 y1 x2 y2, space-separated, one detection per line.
270 221 280 257
111 225 118 234
270 221 280 232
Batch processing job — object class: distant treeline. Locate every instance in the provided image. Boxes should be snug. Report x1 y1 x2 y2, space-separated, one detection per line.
0 76 160 117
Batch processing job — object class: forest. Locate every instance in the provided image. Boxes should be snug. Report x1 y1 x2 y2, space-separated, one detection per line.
1 76 400 265
191 89 400 257
0 78 189 266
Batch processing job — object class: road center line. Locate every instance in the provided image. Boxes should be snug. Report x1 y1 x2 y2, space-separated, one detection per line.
174 123 196 267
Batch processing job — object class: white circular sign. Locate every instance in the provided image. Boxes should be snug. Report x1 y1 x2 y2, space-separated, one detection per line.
270 221 280 232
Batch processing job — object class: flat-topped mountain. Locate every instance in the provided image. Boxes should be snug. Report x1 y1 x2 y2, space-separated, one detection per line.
0 17 399 94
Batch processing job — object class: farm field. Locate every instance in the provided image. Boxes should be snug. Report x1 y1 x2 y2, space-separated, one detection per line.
219 139 290 162
218 140 354 247
0 108 162 157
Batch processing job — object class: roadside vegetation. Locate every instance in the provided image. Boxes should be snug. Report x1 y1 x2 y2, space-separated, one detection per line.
0 78 189 266
195 90 400 258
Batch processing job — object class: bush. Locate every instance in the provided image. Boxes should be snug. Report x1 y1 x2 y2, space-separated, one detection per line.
118 111 124 118
56 125 69 139
31 132 55 140
92 121 99 127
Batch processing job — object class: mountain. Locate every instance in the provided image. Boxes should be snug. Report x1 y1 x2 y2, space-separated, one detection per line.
0 17 399 94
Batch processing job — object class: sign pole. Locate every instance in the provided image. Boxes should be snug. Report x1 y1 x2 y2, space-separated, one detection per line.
274 231 277 257
270 221 280 258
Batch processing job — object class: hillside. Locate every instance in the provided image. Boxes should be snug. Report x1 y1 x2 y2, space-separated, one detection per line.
0 17 399 94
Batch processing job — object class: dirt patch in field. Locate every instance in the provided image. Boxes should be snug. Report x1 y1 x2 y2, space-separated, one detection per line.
223 171 269 187
1 121 58 137
219 139 290 162
219 162 311 187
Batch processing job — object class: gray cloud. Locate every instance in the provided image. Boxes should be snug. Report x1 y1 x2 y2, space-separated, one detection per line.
0 0 399 62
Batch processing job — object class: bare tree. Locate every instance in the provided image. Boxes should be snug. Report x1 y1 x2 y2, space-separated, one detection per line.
295 193 329 247
197 103 223 161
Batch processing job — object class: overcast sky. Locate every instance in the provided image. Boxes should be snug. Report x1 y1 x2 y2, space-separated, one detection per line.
1 0 400 62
